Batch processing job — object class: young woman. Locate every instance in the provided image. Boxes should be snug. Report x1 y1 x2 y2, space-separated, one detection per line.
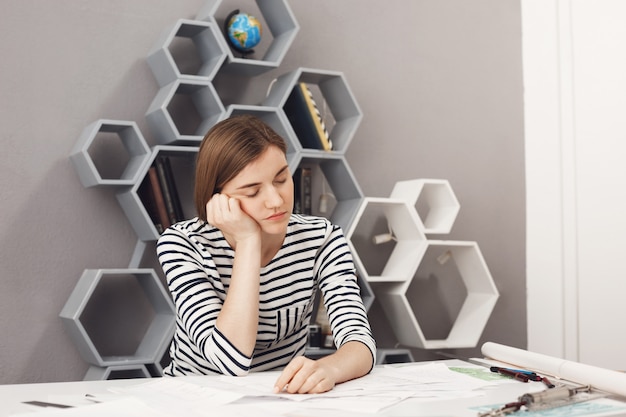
157 115 376 394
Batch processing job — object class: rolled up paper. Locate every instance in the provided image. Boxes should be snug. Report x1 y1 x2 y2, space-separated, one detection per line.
481 342 626 398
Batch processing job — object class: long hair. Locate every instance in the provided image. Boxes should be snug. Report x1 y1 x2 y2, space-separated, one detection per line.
194 115 288 221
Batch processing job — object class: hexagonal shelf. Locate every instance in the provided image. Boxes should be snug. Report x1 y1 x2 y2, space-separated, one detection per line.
117 145 199 241
263 68 363 154
70 119 151 188
84 364 151 381
297 150 363 232
147 18 228 86
146 78 224 145
224 104 300 171
59 268 175 367
376 348 414 364
197 0 299 76
346 197 427 284
375 240 499 349
390 179 460 235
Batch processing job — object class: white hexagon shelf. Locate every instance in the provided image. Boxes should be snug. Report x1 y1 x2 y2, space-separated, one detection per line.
59 268 175 367
390 179 460 235
197 0 299 76
375 240 498 349
146 78 225 145
263 68 363 154
117 145 199 242
70 119 151 188
346 197 427 284
147 18 228 86
224 104 300 171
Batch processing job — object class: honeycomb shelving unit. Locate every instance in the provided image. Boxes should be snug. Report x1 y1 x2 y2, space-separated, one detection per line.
66 0 499 379
347 179 499 349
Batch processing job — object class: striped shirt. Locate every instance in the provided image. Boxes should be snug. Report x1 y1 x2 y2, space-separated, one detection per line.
156 214 376 376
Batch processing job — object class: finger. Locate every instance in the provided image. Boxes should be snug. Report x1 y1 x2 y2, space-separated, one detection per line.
273 358 304 393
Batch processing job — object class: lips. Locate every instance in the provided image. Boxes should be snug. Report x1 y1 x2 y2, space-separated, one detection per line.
266 211 287 221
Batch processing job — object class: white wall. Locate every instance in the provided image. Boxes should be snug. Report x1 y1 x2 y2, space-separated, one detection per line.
524 0 626 369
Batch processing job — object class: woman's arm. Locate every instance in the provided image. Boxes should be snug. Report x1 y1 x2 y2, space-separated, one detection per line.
206 194 262 357
274 223 376 393
273 340 373 394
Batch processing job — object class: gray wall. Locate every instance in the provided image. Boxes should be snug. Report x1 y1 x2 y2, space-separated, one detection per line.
0 0 525 383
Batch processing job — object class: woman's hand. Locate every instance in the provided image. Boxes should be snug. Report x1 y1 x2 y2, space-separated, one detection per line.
273 356 337 394
205 193 260 244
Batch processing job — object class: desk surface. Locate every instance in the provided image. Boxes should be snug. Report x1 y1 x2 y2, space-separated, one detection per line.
1 360 625 417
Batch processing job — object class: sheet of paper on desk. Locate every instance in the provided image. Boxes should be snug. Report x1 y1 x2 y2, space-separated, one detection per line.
10 362 500 416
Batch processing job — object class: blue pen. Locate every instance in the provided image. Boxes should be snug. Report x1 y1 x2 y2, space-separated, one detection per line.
490 366 541 381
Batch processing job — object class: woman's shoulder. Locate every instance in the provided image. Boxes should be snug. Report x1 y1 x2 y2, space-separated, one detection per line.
289 213 332 229
159 217 222 245
288 214 345 239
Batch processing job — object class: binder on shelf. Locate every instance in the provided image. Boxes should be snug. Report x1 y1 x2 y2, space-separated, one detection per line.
284 82 332 151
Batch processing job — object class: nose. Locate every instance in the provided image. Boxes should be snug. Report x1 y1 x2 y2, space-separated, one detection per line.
265 185 284 208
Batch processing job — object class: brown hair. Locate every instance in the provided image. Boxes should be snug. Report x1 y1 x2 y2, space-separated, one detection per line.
194 114 288 221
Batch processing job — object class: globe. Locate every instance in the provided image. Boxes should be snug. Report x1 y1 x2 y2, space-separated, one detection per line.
226 12 262 52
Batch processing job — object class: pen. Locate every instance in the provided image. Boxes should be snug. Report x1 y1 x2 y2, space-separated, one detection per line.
499 368 530 382
542 376 556 388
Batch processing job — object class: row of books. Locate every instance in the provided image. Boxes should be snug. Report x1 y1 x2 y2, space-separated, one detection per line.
138 156 184 234
284 82 333 151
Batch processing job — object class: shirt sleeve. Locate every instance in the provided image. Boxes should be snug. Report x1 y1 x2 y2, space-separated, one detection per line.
156 226 253 375
317 224 377 369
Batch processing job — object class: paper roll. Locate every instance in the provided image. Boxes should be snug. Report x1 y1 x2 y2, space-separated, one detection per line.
481 342 626 398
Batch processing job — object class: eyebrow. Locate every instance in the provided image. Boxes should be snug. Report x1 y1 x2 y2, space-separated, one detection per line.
235 165 289 190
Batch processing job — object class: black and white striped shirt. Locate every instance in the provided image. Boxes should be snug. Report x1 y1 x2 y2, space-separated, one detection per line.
157 214 376 376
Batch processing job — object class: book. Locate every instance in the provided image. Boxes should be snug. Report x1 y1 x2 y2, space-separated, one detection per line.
293 167 312 215
154 157 178 224
137 166 170 233
161 156 184 222
284 82 332 151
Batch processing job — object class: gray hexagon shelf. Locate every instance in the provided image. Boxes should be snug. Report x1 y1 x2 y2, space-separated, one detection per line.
197 0 299 76
147 18 228 87
346 197 427 284
70 119 151 188
117 145 199 241
59 268 175 368
298 151 363 232
224 104 300 171
263 68 363 154
84 364 151 381
146 78 225 145
390 179 460 235
375 240 499 349
376 348 414 364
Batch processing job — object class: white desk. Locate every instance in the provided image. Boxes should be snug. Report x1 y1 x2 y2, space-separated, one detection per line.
1 360 625 417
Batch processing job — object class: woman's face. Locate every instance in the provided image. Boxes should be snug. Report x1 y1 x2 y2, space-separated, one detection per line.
220 146 294 236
